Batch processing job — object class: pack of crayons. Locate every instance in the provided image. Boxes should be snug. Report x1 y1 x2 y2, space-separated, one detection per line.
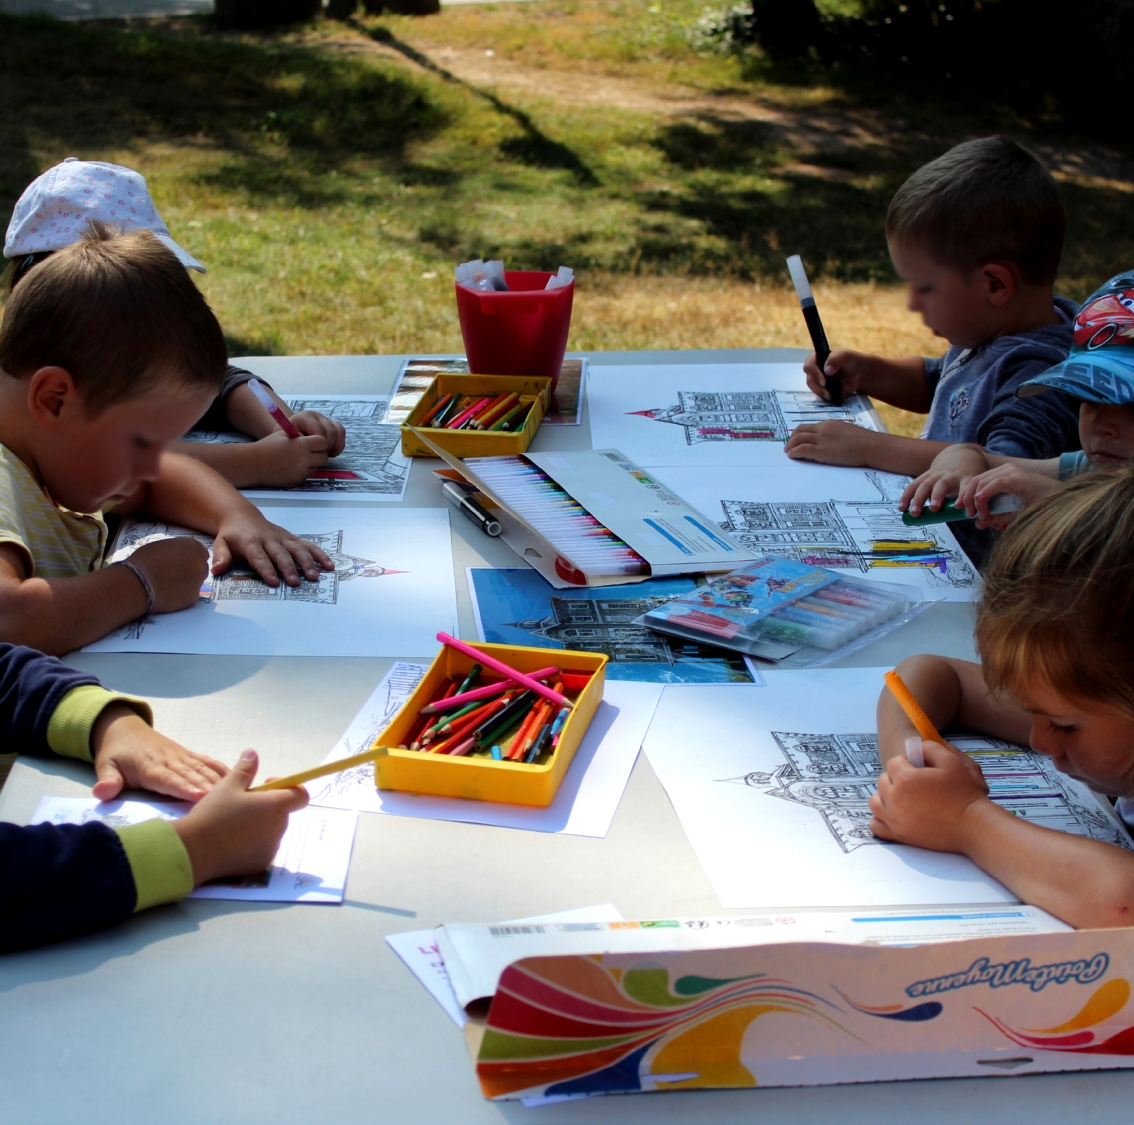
414 437 754 588
374 638 608 807
636 556 924 665
401 374 551 458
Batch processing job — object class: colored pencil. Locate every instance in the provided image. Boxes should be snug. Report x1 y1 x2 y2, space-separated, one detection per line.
437 633 574 710
884 670 945 744
419 392 454 427
418 666 559 714
249 745 387 791
446 397 492 429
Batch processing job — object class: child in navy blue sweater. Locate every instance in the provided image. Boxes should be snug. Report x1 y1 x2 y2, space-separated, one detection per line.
0 644 305 952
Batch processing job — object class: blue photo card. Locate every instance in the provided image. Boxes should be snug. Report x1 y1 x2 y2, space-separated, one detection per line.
467 568 754 684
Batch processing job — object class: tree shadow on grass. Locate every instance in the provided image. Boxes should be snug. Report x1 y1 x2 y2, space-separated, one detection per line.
0 13 448 217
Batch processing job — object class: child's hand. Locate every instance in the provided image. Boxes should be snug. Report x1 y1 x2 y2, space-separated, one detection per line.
869 740 990 852
250 431 330 488
899 444 991 516
129 538 210 612
212 507 334 586
91 703 228 801
172 749 307 886
958 464 1059 529
803 348 870 402
291 410 347 458
785 420 877 466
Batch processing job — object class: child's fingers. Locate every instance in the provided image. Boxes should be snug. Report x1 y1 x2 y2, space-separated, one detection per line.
241 542 284 586
92 759 125 801
262 540 302 585
327 421 347 457
211 537 232 575
186 750 229 780
295 538 334 571
276 538 321 581
869 814 897 841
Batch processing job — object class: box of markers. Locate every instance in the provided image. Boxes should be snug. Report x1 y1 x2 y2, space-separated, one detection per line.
636 556 927 666
371 641 607 807
400 373 552 458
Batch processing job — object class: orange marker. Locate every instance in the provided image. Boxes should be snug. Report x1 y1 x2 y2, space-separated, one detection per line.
883 670 945 744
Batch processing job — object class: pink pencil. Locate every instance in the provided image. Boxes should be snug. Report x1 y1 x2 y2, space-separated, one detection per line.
419 665 559 714
436 633 574 710
445 397 492 430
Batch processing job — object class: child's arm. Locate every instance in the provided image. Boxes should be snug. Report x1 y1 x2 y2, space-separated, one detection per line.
0 537 208 655
223 382 347 456
785 425 951 475
0 749 305 953
172 432 332 490
870 741 1134 929
805 351 932 412
118 452 333 586
876 654 1032 765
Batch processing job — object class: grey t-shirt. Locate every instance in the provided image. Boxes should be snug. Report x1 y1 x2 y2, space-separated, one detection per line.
923 297 1081 458
190 364 260 433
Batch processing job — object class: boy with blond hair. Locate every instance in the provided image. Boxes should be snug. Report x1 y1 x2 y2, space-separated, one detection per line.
785 136 1080 477
0 223 333 656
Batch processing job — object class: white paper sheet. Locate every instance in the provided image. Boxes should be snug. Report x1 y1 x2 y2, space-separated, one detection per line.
31 797 358 903
642 671 1133 908
386 904 624 1029
243 395 411 502
587 363 882 468
82 507 458 657
309 679 663 838
651 465 979 602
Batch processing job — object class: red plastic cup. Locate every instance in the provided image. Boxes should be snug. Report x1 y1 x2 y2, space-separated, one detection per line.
455 270 574 388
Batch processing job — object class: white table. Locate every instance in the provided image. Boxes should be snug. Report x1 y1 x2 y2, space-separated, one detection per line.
2 350 1128 1124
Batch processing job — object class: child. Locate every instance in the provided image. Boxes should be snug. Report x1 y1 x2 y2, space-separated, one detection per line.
870 469 1134 929
784 137 1080 477
0 642 307 952
3 159 346 489
0 223 334 655
900 270 1134 527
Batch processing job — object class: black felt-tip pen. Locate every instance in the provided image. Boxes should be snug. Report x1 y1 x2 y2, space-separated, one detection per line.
786 255 841 406
441 479 502 537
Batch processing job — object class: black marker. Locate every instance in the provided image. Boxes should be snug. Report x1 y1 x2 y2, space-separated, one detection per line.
441 479 502 537
786 255 840 406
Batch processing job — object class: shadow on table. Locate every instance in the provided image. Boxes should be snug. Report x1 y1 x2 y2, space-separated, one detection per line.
0 899 292 994
63 653 272 698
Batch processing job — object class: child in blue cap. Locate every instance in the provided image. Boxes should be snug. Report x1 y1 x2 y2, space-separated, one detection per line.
901 269 1134 527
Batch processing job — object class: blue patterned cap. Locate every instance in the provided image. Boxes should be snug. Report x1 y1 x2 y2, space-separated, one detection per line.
1018 271 1134 403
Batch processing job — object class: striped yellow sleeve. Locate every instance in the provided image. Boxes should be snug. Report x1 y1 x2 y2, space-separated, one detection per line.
114 819 195 912
46 685 154 763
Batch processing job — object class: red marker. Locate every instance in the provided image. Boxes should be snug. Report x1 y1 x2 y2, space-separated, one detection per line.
248 377 302 438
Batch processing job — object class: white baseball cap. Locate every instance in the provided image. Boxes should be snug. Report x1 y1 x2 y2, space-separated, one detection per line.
4 157 206 272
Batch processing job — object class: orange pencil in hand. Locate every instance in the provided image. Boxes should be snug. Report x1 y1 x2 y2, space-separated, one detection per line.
883 670 945 744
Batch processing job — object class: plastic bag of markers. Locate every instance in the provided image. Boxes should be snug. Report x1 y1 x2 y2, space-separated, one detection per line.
633 556 938 668
454 259 574 292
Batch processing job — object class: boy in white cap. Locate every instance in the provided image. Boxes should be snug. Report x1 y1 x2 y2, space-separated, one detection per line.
4 159 346 489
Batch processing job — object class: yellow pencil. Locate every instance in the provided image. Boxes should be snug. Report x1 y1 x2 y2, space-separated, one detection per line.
248 746 388 792
883 670 945 744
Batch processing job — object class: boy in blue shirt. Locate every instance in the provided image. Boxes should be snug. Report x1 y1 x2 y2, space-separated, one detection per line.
901 270 1134 524
785 136 1079 476
0 643 306 952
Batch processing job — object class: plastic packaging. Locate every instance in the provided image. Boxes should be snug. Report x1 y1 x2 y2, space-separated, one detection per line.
635 556 931 667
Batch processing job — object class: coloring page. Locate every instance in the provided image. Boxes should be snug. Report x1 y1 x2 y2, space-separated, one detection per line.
83 507 457 657
587 363 882 468
653 465 978 602
642 671 1132 909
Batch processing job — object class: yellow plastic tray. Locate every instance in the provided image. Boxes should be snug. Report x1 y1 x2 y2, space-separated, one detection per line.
400 374 551 458
372 641 607 807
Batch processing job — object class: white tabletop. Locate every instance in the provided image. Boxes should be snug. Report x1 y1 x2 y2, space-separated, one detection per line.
2 350 1129 1124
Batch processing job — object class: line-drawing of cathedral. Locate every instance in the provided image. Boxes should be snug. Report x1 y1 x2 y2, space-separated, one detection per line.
514 593 750 678
720 731 1131 853
714 473 976 590
631 390 869 445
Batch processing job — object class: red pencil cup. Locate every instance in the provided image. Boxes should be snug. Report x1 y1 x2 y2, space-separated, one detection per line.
455 270 574 388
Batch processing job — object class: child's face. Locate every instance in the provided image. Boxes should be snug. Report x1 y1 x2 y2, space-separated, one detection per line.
34 376 214 513
888 240 1006 349
1078 402 1134 468
1016 678 1134 796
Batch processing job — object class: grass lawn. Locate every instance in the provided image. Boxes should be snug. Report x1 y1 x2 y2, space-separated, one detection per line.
2 7 1132 436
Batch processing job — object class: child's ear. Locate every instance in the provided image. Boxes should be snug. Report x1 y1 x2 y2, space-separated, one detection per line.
26 366 82 427
980 263 1018 307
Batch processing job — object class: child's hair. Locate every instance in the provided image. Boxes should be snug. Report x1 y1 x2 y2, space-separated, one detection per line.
886 136 1065 286
977 467 1134 719
0 222 225 413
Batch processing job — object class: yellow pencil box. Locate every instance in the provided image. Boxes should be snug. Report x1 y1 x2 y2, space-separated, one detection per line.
372 641 607 807
400 374 551 458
